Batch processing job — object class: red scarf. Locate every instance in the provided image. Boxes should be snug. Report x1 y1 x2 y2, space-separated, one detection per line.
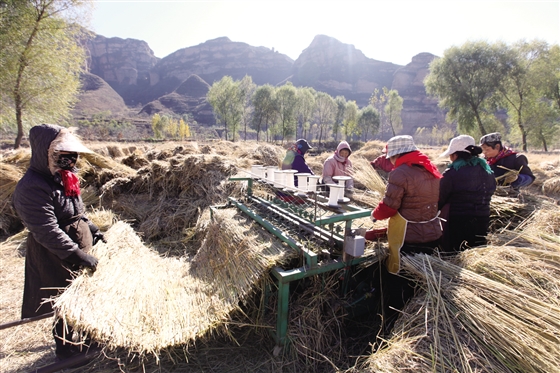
59 170 81 197
395 151 442 179
486 147 516 166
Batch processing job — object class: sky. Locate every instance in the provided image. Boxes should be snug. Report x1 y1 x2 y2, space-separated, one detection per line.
90 0 560 66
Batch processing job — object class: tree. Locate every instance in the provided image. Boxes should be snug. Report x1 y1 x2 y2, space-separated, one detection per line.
274 83 298 143
343 100 358 140
524 99 559 152
0 0 90 149
358 105 380 141
370 88 388 140
296 87 316 139
251 84 276 142
314 92 336 144
207 76 244 141
385 90 403 136
425 40 513 136
238 75 256 141
333 96 346 142
178 118 191 140
151 113 163 139
539 44 560 111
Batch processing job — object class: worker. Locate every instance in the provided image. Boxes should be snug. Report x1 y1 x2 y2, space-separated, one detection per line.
370 144 394 176
371 135 442 331
281 138 314 186
322 140 354 194
12 124 104 361
479 132 535 190
439 135 496 252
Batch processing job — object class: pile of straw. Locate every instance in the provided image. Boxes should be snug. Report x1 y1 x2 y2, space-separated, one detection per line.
54 209 291 357
364 252 560 372
542 176 560 197
350 156 387 196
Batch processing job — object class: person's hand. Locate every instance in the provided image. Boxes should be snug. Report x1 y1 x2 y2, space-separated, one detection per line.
92 232 106 245
65 250 99 272
371 215 377 223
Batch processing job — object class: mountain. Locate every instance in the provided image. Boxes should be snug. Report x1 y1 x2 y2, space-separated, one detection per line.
81 33 448 136
72 72 129 117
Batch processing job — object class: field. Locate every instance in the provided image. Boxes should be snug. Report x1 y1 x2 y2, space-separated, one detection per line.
1 140 559 373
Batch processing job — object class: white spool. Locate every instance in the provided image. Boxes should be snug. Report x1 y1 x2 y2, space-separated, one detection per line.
266 166 278 182
327 184 343 206
251 165 262 179
307 175 321 193
295 173 310 192
333 176 352 200
274 170 285 187
283 170 298 190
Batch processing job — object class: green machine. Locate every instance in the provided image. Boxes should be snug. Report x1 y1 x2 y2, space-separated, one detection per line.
213 170 380 347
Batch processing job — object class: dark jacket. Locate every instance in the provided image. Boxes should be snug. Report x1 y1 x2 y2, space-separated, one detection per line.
281 149 313 186
490 152 535 186
12 124 95 318
439 162 496 217
383 164 442 244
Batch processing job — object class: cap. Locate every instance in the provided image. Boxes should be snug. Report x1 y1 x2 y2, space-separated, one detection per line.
386 135 418 158
480 132 502 145
439 135 475 157
296 139 312 152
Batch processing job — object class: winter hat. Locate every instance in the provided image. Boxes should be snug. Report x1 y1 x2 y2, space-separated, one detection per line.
386 135 418 158
480 132 502 145
439 135 475 157
52 129 93 153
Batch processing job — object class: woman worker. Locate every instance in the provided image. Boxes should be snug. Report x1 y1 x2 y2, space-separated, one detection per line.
439 135 496 252
322 141 354 194
479 132 535 190
371 135 442 331
12 124 104 361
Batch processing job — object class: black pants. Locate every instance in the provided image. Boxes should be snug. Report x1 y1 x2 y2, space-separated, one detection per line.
443 215 490 253
377 240 439 333
54 318 75 357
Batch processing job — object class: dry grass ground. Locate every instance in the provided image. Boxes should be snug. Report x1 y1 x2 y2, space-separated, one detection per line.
0 140 559 373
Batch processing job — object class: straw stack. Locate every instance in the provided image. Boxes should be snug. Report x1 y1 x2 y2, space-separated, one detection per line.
349 156 387 196
364 252 560 373
54 209 291 357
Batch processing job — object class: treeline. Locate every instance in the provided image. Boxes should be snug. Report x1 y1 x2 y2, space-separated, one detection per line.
206 77 405 144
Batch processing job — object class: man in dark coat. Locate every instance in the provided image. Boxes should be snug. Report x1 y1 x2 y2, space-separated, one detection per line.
281 138 314 186
12 124 102 360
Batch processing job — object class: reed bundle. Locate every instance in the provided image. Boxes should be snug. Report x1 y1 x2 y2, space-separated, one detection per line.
350 156 387 196
398 254 560 373
54 210 291 357
542 176 560 197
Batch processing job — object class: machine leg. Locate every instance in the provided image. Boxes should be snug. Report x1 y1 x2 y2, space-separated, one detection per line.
276 280 290 346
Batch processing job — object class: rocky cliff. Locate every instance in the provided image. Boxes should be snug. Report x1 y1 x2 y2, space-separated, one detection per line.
82 33 448 135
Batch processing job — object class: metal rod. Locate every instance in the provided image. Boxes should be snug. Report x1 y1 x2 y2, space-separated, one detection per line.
0 312 54 330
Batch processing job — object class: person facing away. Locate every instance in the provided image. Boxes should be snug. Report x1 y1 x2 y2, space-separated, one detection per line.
479 132 535 189
281 138 314 186
322 141 354 192
438 135 497 252
12 124 104 360
371 135 443 332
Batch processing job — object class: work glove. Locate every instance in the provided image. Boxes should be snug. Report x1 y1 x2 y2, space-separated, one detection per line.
65 250 99 272
92 231 107 245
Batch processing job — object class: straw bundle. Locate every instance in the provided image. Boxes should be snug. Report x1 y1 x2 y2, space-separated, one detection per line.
54 211 291 357
350 156 387 196
397 254 560 372
542 176 560 197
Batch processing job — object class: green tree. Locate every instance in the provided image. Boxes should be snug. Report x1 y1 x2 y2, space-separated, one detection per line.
151 113 163 139
0 0 90 149
178 118 191 140
274 83 298 143
425 40 513 136
539 44 560 111
314 92 336 144
251 84 276 142
238 75 256 141
524 99 559 152
207 76 244 141
499 40 551 151
343 100 358 140
296 87 316 139
370 87 388 140
333 96 346 142
358 105 380 141
385 90 403 136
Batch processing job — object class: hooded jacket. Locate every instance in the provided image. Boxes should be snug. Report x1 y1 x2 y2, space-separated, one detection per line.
322 141 354 189
12 124 96 318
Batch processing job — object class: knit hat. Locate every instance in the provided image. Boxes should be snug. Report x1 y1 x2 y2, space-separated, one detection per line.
386 135 418 158
439 135 475 157
480 132 502 145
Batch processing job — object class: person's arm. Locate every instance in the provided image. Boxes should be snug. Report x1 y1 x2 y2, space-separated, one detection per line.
372 171 404 220
322 158 335 185
346 160 354 190
438 170 453 210
513 154 535 184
